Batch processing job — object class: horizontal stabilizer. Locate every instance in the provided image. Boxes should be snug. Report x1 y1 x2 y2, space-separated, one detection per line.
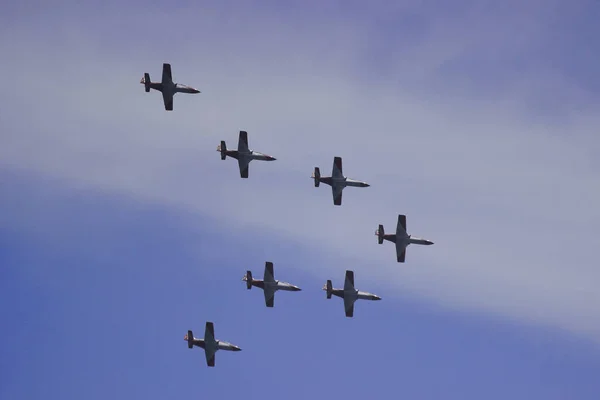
377 225 384 244
144 73 150 92
187 330 194 349
245 270 252 289
313 167 321 187
326 279 333 299
220 141 227 160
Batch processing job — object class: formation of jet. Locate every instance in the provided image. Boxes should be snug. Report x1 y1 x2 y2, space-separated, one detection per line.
140 63 200 111
185 322 241 367
323 270 381 317
376 214 434 262
312 157 370 205
217 131 277 178
243 262 302 307
142 63 434 367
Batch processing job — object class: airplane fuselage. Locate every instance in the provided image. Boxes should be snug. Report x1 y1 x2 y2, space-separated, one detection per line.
318 176 369 188
222 150 276 162
249 279 301 292
342 177 370 187
330 288 381 301
189 337 241 352
146 81 200 95
148 82 163 92
382 234 433 247
215 340 242 351
190 338 206 349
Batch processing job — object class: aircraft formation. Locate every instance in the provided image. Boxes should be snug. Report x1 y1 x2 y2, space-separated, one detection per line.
141 63 435 367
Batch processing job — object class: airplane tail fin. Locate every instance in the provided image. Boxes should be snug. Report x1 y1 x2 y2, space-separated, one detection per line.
185 330 194 349
243 270 253 289
143 73 151 92
376 225 384 244
312 167 321 187
218 141 227 160
324 280 333 299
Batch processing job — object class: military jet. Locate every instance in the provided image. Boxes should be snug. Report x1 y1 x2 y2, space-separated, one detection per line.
312 157 370 205
140 63 200 111
242 261 301 307
323 270 381 318
184 322 241 367
376 214 434 263
217 131 276 178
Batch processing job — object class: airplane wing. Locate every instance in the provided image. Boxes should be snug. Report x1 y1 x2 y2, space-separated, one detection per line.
161 63 172 85
187 330 194 348
204 322 216 366
264 262 275 283
238 131 249 153
396 242 406 263
332 156 343 179
344 296 356 317
396 214 407 237
263 262 275 307
162 91 174 111
343 270 355 291
264 288 275 308
332 185 343 206
205 348 216 367
238 158 249 178
204 322 215 342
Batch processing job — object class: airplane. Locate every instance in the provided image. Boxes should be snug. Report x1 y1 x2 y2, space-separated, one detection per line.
184 322 241 367
140 63 200 111
312 157 370 205
242 261 301 307
375 214 434 263
322 270 381 318
217 131 276 178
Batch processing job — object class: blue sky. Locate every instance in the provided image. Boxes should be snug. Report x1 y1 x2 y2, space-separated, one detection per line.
2 1 600 399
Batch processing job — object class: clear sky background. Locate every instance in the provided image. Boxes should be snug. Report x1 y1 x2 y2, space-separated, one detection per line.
2 1 600 399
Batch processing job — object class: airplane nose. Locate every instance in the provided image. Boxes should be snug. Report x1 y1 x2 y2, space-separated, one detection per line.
293 286 302 291
363 183 370 187
233 346 242 351
270 156 277 161
374 296 382 300
427 240 434 245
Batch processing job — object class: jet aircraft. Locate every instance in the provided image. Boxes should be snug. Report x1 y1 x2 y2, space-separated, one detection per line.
322 270 381 317
217 131 276 178
376 214 434 263
312 157 370 205
184 322 241 367
242 261 301 307
140 63 200 111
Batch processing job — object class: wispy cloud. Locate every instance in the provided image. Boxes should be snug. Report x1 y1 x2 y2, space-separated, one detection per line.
2 1 600 342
